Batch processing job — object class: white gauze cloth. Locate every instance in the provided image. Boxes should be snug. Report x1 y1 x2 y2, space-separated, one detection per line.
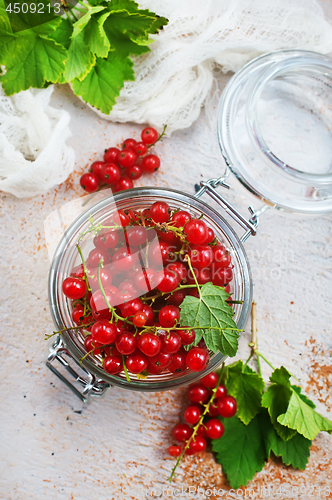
0 85 75 198
90 0 332 133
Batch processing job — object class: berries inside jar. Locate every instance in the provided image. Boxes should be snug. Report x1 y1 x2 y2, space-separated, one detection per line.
60 201 235 380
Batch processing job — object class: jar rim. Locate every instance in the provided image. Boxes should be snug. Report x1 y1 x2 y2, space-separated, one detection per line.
218 49 332 214
48 186 252 392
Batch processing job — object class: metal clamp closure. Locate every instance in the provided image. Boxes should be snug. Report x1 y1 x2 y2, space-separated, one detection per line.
194 175 268 243
46 337 110 402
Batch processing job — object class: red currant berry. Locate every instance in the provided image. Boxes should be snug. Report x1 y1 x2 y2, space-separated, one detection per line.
213 253 232 269
150 201 170 223
80 173 99 193
157 229 179 246
133 311 147 328
160 331 182 354
90 161 105 181
141 127 158 145
127 164 143 180
117 150 137 168
184 405 202 425
87 248 108 268
94 230 120 250
137 333 162 357
184 219 208 245
101 163 121 184
187 383 210 404
156 270 180 293
171 210 191 228
115 331 137 355
142 154 160 173
114 209 130 227
167 289 187 307
208 401 219 417
149 351 172 369
149 239 175 266
90 288 118 313
166 262 187 281
187 436 206 454
72 304 84 324
122 138 137 150
142 304 155 326
134 268 157 292
89 267 113 290
215 384 227 399
217 395 237 418
211 266 233 286
177 328 196 345
205 419 224 439
168 445 182 457
126 351 148 374
125 226 148 246
70 264 85 279
132 141 148 156
186 347 209 372
188 244 213 269
167 348 187 373
173 423 192 442
159 305 180 328
114 176 134 192
112 246 138 271
104 147 120 163
213 245 227 261
120 298 143 318
103 355 123 374
200 371 219 389
84 335 102 356
91 320 117 345
204 227 215 244
62 277 86 300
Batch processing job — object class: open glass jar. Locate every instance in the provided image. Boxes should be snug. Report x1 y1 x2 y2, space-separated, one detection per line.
47 50 332 401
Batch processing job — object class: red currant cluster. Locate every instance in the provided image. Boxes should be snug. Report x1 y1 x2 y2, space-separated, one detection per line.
79 127 163 194
60 200 234 378
169 371 237 459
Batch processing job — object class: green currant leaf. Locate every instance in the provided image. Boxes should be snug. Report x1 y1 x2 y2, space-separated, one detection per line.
212 414 267 489
0 25 67 94
2 0 58 34
259 409 311 470
84 12 110 58
48 18 72 50
261 369 297 441
62 31 95 82
291 385 316 409
277 390 332 440
225 361 265 425
72 5 106 38
71 52 134 114
179 282 239 356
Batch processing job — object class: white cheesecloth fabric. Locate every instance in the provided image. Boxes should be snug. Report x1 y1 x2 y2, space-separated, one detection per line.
0 85 74 198
91 0 332 133
1 0 332 198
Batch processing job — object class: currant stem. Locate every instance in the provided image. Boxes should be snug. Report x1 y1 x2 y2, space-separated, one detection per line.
45 323 94 340
122 355 131 383
150 124 167 147
185 255 201 300
169 365 225 482
250 301 261 377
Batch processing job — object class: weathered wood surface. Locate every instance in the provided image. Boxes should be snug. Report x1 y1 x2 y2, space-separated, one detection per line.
1 20 332 500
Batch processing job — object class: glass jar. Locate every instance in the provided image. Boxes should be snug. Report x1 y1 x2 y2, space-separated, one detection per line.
47 50 332 401
48 187 252 400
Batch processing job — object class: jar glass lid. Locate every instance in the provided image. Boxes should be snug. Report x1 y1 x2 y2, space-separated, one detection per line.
217 50 332 214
